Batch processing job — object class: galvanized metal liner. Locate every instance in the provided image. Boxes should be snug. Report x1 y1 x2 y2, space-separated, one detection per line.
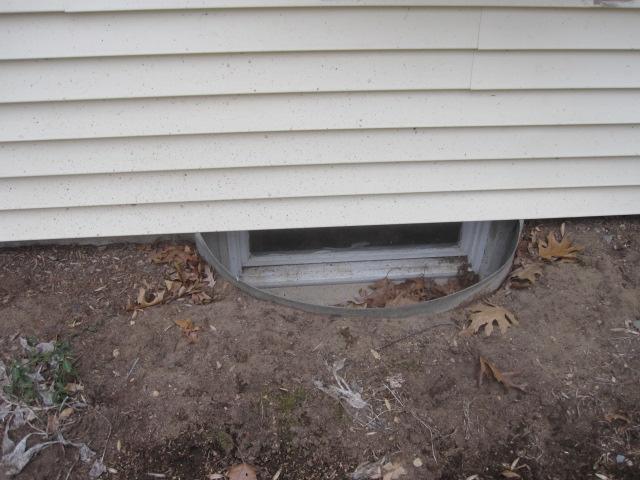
195 220 522 317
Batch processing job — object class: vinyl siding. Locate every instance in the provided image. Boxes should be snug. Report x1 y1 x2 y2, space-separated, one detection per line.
1 1 639 241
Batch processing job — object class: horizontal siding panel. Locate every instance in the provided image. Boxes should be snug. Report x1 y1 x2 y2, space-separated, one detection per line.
0 51 474 103
1 187 638 241
0 8 481 60
3 158 640 210
3 90 640 142
3 1 640 13
472 51 640 90
479 8 640 50
3 125 640 178
6 50 640 103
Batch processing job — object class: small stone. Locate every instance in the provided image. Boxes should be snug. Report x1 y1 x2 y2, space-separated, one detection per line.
112 348 120 358
151 390 160 397
216 361 222 370
616 454 625 464
413 458 423 468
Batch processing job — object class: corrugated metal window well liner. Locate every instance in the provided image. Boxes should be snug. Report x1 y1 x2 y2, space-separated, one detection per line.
196 220 522 317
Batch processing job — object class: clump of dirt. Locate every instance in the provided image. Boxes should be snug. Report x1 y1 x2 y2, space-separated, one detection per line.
0 217 639 479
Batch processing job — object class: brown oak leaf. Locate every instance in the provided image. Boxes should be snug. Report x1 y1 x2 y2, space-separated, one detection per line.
538 232 583 262
461 303 518 337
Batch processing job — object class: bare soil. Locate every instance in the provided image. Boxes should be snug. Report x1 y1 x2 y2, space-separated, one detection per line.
1 217 639 480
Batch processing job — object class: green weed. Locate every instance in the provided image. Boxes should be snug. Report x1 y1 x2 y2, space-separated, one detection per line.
4 339 79 407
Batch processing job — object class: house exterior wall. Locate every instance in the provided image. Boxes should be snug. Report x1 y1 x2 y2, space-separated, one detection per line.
1 0 639 241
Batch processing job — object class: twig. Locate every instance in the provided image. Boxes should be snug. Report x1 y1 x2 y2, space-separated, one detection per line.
125 358 139 380
98 412 112 461
377 321 456 351
385 385 439 464
64 453 80 480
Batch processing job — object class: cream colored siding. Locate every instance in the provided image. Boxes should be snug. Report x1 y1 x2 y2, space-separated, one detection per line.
1 1 639 241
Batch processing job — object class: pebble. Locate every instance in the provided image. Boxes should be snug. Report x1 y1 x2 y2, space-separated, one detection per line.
151 390 160 397
616 454 625 464
413 458 423 468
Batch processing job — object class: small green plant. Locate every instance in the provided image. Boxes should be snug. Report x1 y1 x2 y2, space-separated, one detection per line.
4 338 79 407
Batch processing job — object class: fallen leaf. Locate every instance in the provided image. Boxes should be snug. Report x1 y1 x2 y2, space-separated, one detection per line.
203 264 216 289
538 232 583 262
605 412 631 424
64 383 84 393
501 470 521 479
351 458 384 480
1 434 59 476
479 356 526 393
227 463 257 480
89 458 107 479
174 319 201 343
351 267 478 308
152 245 197 265
59 407 74 420
509 264 543 288
135 288 165 309
461 303 518 337
46 414 59 435
382 462 407 480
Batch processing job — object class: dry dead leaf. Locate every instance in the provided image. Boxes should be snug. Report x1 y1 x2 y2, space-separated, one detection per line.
605 412 631 424
135 288 165 308
152 245 198 265
501 470 521 479
382 462 407 480
461 303 518 337
538 232 583 262
509 264 543 288
46 414 59 435
227 463 257 480
127 245 217 313
64 382 84 393
351 268 478 308
174 319 201 343
479 356 526 393
203 264 216 289
59 407 74 420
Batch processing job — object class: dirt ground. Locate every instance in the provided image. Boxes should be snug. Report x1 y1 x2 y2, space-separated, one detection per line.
1 217 639 480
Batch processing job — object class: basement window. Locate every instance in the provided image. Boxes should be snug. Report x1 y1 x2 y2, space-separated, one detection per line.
210 222 490 290
249 223 461 253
